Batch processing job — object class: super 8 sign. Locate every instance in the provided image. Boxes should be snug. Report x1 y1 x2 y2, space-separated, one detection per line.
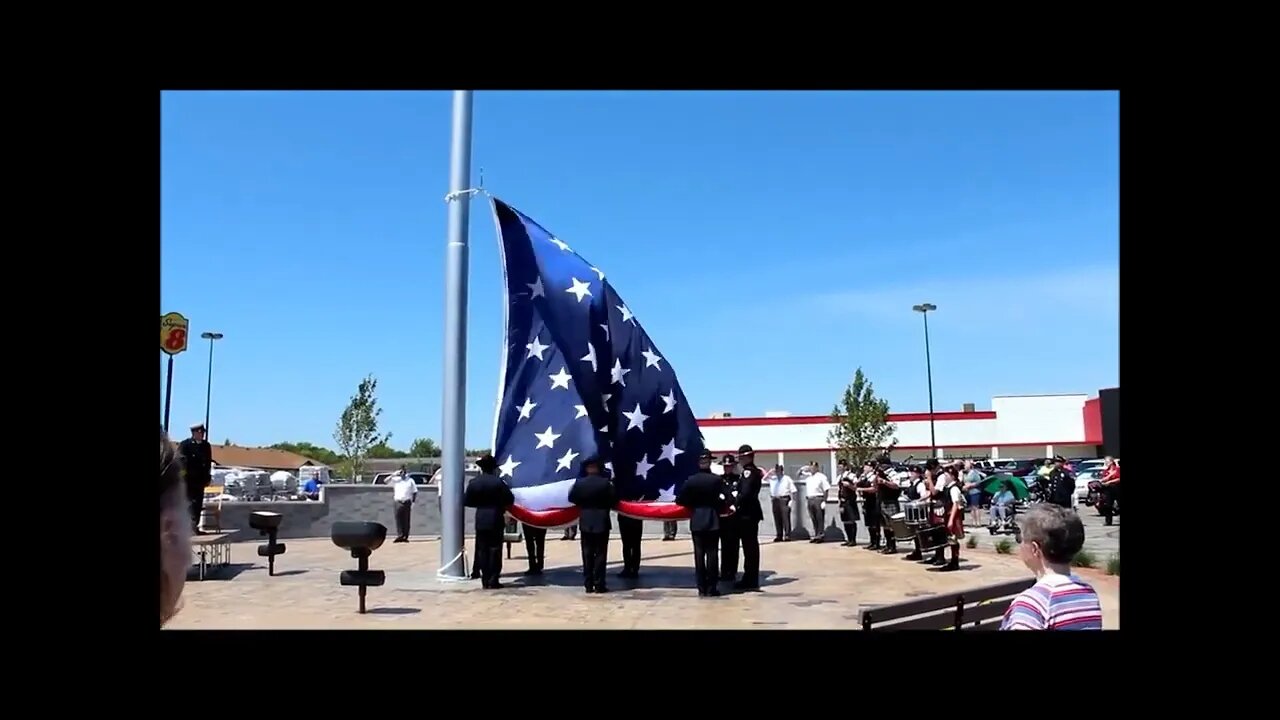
160 312 190 355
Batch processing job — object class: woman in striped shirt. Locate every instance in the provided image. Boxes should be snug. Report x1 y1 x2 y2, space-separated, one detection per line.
1001 504 1104 630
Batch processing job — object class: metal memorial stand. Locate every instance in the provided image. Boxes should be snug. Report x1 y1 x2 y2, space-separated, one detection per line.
790 479 812 540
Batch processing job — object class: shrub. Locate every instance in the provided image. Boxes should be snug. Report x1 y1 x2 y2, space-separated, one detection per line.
1071 549 1096 568
1105 553 1120 576
994 538 1014 554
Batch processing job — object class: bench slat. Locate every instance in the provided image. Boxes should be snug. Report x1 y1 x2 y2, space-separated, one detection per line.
859 578 1034 626
874 609 963 631
961 599 1016 628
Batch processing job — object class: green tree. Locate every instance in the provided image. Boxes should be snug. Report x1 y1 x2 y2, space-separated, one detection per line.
826 368 897 466
464 447 490 457
367 442 409 459
333 374 392 481
269 441 343 467
409 437 441 457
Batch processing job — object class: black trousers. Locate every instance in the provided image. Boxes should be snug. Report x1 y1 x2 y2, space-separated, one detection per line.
394 500 413 539
663 521 678 539
807 497 826 538
691 531 719 592
771 497 792 538
580 531 609 590
1102 484 1120 522
739 519 761 586
523 525 546 571
474 529 504 588
619 521 642 573
720 519 740 579
187 484 207 529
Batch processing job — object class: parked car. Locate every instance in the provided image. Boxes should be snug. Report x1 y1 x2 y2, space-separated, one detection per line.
1075 468 1104 502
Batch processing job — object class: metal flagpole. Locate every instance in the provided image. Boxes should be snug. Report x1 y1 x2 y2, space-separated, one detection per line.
440 90 474 579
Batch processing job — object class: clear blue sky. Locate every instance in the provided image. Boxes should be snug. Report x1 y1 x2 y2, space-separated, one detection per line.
160 90 1118 450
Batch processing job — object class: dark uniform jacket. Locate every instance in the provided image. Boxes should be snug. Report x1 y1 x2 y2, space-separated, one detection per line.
464 472 515 532
736 463 765 523
677 471 726 533
568 474 617 533
178 438 213 488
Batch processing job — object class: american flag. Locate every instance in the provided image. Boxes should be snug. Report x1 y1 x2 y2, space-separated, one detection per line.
489 198 706 518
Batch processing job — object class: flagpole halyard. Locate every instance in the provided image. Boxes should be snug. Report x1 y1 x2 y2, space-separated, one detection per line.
439 90 474 581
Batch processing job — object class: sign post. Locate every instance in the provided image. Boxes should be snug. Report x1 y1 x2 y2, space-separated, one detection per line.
160 312 190 433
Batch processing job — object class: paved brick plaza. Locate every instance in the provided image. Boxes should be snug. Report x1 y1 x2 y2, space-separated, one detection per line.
168 535 1120 630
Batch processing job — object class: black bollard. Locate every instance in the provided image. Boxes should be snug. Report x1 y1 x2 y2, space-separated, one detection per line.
249 511 287 576
331 521 387 614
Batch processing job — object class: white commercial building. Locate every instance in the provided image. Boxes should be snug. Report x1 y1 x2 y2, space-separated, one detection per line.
698 393 1110 473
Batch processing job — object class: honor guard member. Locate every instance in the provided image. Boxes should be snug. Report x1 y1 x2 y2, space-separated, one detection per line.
662 521 678 541
718 453 743 583
734 444 765 590
568 456 617 594
522 522 547 576
463 454 516 589
177 423 213 533
836 460 859 546
676 449 725 597
876 465 902 554
858 462 883 550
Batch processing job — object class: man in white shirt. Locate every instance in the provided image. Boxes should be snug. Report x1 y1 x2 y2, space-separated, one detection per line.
391 468 418 543
805 463 832 543
768 464 796 542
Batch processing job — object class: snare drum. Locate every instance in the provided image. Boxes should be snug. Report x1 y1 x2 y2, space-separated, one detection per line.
904 501 934 525
916 525 950 553
888 512 915 540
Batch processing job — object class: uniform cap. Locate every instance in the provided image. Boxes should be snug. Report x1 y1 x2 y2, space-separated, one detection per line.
190 422 206 431
738 444 755 455
698 449 714 461
721 453 738 465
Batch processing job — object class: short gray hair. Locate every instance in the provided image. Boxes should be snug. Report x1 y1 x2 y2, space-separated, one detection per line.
1020 504 1085 563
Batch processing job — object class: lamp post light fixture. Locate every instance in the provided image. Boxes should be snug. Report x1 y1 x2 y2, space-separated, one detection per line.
200 331 224 435
911 303 938 457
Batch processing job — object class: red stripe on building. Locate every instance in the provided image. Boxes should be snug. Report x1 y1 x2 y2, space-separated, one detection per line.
1083 397 1103 445
698 410 997 427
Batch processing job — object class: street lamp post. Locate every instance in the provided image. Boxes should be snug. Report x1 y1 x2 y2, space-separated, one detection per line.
200 332 224 434
912 304 938 458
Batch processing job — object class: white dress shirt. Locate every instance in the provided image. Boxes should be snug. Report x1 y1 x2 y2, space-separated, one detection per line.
392 475 418 503
770 474 796 498
805 472 831 498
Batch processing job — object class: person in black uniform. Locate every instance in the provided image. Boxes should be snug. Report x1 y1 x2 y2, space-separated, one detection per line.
876 466 902 554
718 453 742 583
463 454 515 589
837 459 859 547
522 522 546 576
616 513 643 579
676 449 725 597
568 456 617 594
734 444 765 591
177 422 213 533
662 521 678 541
1045 456 1076 509
858 462 883 550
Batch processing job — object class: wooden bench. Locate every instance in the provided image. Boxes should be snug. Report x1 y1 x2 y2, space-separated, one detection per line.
190 530 239 581
858 577 1035 631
